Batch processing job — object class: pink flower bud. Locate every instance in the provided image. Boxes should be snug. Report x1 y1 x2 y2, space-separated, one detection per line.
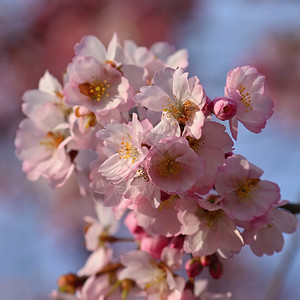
185 258 203 278
140 235 169 260
124 212 146 241
202 97 213 117
212 97 237 120
209 260 223 279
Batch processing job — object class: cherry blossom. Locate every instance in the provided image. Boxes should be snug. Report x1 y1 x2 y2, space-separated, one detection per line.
225 65 274 139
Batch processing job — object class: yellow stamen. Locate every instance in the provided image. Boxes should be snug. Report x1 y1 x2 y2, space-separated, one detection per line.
79 79 110 101
162 97 196 124
238 85 253 112
236 178 260 202
116 137 139 164
157 154 182 178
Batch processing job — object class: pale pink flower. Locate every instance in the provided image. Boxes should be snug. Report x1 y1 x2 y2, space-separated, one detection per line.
15 103 74 188
97 114 150 183
242 206 298 256
225 66 274 139
187 121 233 195
78 247 113 277
64 56 130 116
133 194 199 237
135 68 207 139
181 205 244 258
118 250 185 300
146 136 205 194
74 33 124 66
83 204 119 251
215 155 280 221
22 70 71 120
123 40 188 83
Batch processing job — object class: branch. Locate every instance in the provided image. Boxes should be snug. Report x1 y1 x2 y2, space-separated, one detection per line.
282 203 300 214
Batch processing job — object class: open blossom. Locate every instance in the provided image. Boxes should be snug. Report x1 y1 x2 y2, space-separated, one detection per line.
97 113 150 183
118 250 185 300
215 155 280 221
187 121 233 195
242 206 298 256
146 136 205 194
74 33 124 67
180 205 244 258
135 67 207 139
22 70 71 119
83 204 119 251
15 103 74 188
64 56 130 116
225 66 274 139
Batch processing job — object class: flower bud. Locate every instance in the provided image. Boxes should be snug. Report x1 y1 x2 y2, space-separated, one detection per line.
185 258 203 278
212 97 237 120
200 254 217 267
140 235 169 260
57 273 81 294
209 260 223 279
202 97 213 117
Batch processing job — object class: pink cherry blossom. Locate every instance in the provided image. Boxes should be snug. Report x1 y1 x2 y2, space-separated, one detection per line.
97 113 150 183
187 121 233 195
215 155 280 221
146 136 205 194
181 205 244 258
118 250 185 300
15 103 74 188
242 206 298 256
64 56 130 116
135 67 207 139
225 66 274 139
74 33 124 66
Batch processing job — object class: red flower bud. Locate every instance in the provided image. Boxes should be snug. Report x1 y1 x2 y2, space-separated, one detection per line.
185 258 203 278
209 260 223 279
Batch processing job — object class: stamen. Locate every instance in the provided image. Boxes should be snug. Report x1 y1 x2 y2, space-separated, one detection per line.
238 85 253 112
157 154 182 178
79 79 110 101
117 137 139 164
162 98 196 124
40 131 65 149
236 178 260 202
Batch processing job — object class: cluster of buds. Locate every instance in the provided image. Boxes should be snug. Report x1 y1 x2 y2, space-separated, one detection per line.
15 33 298 299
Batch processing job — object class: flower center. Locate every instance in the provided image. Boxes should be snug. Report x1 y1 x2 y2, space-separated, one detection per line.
236 178 260 202
79 79 110 101
238 85 253 112
40 131 65 149
75 107 97 128
186 136 204 153
157 154 182 178
158 195 178 212
204 210 224 228
163 98 195 124
117 137 139 164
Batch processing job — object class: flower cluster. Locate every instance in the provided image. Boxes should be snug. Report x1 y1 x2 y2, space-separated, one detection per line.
15 34 298 299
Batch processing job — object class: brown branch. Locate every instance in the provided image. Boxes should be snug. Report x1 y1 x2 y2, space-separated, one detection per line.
282 203 300 214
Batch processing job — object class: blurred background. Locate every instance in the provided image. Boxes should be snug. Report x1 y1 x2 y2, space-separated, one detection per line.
0 0 300 299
